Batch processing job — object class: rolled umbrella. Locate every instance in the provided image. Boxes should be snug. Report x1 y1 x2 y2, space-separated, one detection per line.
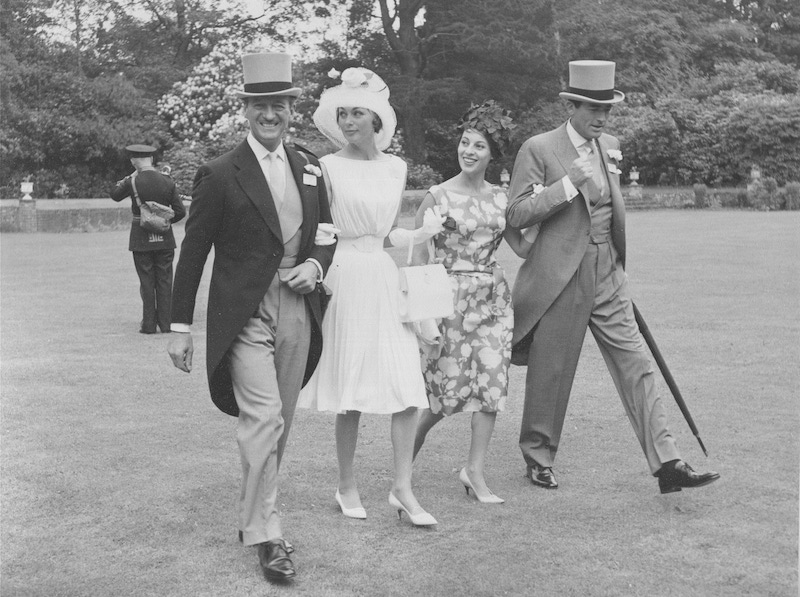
633 302 709 456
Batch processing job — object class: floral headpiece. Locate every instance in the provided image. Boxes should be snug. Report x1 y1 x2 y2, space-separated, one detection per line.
457 100 516 157
328 68 389 96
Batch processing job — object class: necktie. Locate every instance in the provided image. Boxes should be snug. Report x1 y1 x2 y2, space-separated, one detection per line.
586 140 606 197
267 152 285 207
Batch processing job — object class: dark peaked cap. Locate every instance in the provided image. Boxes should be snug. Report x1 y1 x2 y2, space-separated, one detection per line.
125 144 157 157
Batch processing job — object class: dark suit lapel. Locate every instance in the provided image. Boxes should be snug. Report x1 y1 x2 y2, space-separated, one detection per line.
233 141 283 242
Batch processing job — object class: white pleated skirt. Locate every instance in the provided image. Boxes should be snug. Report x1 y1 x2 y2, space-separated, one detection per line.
298 236 429 414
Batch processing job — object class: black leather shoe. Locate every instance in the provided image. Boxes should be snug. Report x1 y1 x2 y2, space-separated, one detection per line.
656 460 720 494
527 463 558 489
258 539 295 582
139 328 157 334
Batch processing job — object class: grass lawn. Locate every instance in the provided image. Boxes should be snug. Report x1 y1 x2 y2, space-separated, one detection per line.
1 210 798 596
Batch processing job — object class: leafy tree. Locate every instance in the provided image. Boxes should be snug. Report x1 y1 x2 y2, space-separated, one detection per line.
0 0 168 196
603 59 800 186
718 0 800 67
716 92 800 185
0 0 286 196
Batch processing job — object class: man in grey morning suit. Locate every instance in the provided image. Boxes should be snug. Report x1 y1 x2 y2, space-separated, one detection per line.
506 60 719 494
167 51 336 583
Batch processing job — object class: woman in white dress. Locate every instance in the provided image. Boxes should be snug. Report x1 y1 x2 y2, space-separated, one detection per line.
298 68 443 526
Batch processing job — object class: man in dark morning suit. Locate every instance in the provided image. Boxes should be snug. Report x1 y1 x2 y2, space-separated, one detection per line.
166 52 336 583
506 60 719 494
110 144 187 334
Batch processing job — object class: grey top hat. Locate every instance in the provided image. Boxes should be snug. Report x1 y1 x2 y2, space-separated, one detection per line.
559 60 625 104
235 52 302 98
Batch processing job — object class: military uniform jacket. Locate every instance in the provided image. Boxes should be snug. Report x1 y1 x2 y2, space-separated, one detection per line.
110 169 187 252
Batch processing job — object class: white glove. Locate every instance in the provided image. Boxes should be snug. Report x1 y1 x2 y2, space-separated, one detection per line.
315 222 341 246
388 207 446 247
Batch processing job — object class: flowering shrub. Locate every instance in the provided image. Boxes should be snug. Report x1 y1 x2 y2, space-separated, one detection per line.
157 41 243 141
160 140 211 195
406 162 442 189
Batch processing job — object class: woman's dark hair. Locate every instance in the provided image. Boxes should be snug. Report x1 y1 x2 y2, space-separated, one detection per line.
457 100 515 158
372 113 383 133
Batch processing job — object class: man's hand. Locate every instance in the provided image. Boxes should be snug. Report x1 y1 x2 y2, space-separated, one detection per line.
281 262 318 294
168 333 194 373
567 156 594 188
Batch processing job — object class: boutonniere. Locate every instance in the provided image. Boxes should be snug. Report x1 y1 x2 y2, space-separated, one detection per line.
607 149 623 162
304 164 322 177
531 183 545 197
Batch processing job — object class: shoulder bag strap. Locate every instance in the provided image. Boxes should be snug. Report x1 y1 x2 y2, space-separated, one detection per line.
130 172 141 207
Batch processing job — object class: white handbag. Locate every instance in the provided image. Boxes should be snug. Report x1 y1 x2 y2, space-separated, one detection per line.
397 239 454 323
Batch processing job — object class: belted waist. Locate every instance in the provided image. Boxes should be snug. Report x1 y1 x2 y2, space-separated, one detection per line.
449 263 499 275
337 235 384 253
589 233 611 244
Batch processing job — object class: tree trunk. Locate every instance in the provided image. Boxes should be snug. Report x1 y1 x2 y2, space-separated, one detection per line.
377 0 427 163
73 0 82 74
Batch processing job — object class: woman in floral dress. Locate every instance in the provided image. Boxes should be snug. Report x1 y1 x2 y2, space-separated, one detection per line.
412 101 530 503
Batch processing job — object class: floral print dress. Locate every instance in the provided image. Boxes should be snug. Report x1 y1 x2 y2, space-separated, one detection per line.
423 184 513 415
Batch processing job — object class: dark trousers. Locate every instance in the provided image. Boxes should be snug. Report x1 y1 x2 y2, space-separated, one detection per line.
132 250 174 332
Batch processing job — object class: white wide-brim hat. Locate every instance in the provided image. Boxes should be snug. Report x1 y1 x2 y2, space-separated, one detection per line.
313 68 397 151
559 60 625 104
235 52 301 99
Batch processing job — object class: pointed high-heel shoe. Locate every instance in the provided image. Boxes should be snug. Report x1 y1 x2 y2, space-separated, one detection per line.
335 489 367 519
459 468 505 504
388 492 437 526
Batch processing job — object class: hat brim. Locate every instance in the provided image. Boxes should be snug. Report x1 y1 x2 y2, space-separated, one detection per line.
235 87 302 99
559 90 625 104
312 86 397 152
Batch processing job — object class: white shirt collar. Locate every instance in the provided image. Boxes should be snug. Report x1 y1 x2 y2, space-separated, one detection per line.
566 120 595 153
247 133 287 163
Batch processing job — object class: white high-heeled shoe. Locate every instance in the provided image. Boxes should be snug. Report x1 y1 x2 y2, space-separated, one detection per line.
335 490 367 519
459 468 504 504
388 492 437 526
